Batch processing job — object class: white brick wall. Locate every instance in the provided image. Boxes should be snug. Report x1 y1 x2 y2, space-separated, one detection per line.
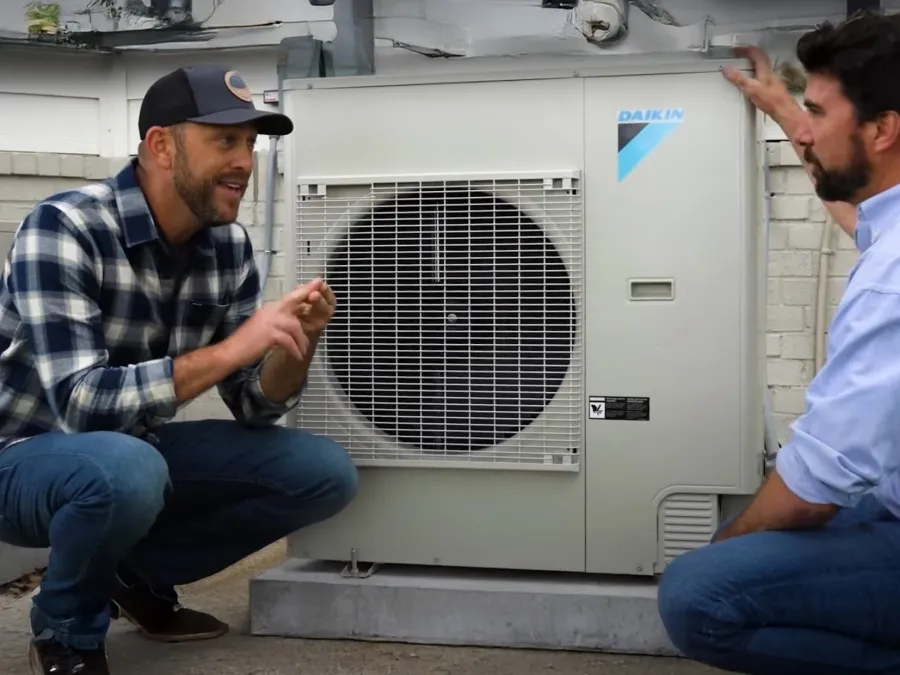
765 140 858 443
0 143 855 441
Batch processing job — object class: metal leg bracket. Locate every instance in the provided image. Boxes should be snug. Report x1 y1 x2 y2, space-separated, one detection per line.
341 548 380 579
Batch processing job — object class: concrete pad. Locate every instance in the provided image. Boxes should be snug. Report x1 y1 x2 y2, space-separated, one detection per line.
0 543 719 674
0 543 47 586
250 559 677 656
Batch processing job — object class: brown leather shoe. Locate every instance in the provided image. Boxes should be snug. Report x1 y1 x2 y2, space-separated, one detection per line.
110 575 229 643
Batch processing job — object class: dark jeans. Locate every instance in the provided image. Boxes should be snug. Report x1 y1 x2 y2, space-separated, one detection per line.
0 420 358 651
658 494 900 675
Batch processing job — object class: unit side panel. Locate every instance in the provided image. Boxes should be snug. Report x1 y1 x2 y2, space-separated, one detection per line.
583 72 760 574
283 77 587 573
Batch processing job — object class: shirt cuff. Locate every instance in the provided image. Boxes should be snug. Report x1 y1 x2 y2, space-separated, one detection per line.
139 356 178 425
245 358 304 414
775 441 860 508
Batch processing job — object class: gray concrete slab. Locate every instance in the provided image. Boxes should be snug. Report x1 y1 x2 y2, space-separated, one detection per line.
251 559 676 656
0 543 720 675
0 543 47 585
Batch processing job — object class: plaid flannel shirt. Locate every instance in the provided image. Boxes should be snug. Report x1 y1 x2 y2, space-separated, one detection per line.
0 159 300 448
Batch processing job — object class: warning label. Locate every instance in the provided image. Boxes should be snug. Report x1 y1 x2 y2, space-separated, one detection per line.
588 396 650 421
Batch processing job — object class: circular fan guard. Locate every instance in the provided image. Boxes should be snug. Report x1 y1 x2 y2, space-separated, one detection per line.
325 187 575 454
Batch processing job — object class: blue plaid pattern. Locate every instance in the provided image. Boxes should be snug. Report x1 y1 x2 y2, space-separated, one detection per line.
0 159 297 447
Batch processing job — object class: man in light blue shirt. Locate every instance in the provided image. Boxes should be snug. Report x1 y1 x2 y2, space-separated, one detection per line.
658 11 900 675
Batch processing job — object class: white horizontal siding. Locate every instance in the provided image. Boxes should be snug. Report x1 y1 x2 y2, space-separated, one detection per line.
0 49 109 155
0 46 281 157
0 92 101 155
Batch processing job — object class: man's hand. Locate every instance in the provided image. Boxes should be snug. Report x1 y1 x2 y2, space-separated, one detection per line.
295 277 337 336
722 46 799 124
223 284 316 368
712 471 839 543
723 45 858 237
252 278 337 404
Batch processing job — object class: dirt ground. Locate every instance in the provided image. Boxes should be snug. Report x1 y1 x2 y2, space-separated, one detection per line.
0 542 720 675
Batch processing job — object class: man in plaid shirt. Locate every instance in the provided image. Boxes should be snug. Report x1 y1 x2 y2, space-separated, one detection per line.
0 66 358 675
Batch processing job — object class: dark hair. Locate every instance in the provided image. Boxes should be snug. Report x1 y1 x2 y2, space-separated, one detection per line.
797 11 900 122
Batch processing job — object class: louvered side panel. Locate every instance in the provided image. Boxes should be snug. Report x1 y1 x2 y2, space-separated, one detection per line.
656 493 719 572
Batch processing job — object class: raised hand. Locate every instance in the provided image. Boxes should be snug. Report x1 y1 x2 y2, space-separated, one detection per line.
722 45 798 122
225 283 318 367
293 277 337 335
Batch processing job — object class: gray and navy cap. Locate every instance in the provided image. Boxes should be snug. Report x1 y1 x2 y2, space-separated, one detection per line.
137 65 293 139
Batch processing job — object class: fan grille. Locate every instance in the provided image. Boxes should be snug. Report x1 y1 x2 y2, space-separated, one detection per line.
294 176 583 467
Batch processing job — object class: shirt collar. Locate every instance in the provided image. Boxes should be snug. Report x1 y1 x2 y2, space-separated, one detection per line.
855 182 900 252
110 159 215 256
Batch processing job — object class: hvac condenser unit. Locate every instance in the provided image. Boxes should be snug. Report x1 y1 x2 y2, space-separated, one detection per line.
280 52 765 577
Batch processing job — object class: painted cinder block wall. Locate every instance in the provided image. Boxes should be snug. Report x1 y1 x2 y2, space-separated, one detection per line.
0 142 856 433
763 141 858 443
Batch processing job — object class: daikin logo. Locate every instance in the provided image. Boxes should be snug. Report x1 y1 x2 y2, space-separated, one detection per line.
617 108 684 123
617 107 685 182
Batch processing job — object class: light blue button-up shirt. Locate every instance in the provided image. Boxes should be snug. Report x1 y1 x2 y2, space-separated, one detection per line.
776 181 900 516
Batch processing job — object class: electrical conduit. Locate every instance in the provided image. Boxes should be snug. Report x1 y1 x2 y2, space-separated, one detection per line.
259 135 279 288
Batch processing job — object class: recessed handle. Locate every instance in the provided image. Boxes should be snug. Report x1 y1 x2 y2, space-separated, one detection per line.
629 279 674 301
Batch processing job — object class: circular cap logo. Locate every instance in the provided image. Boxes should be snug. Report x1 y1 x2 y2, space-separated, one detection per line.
224 71 252 102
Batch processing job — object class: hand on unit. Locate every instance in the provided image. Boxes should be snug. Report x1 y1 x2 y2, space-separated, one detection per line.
225 284 320 367
722 45 797 123
293 277 337 335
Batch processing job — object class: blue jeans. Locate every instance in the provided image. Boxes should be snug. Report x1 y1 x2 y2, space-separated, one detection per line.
658 494 900 674
0 420 357 651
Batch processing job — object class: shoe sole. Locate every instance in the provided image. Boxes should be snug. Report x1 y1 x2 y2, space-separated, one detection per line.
111 602 229 643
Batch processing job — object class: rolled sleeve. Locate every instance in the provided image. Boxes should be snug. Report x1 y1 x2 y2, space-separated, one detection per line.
9 204 178 433
242 355 305 418
775 286 900 507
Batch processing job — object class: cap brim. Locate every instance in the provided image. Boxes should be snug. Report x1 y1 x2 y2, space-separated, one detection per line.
188 108 294 136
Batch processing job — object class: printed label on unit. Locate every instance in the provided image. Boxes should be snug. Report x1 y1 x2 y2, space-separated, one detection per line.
588 396 650 421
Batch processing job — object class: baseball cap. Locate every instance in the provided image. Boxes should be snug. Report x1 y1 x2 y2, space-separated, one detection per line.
138 65 293 140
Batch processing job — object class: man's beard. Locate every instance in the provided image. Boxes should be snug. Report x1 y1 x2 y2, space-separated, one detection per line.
173 153 245 227
805 132 871 204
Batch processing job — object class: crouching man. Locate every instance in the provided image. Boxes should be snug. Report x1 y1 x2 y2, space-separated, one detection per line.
659 11 900 675
0 66 357 675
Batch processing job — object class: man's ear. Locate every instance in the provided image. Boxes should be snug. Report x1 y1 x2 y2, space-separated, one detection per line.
871 110 900 155
141 127 177 171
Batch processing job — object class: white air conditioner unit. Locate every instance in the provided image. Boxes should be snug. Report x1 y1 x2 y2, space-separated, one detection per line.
279 52 766 578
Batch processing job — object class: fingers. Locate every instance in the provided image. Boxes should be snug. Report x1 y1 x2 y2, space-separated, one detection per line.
272 314 308 360
286 278 336 322
320 281 336 308
283 278 322 311
722 65 750 89
724 45 774 90
732 44 771 71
